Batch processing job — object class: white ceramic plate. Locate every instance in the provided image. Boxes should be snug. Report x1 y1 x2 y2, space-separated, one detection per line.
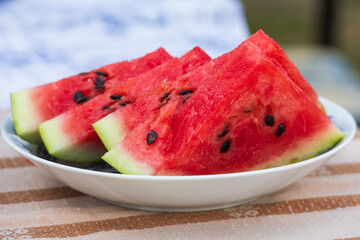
2 97 356 212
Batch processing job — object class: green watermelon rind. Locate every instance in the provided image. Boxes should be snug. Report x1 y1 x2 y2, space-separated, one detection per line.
102 125 344 175
39 116 103 163
92 112 127 150
260 125 344 169
102 145 153 175
11 90 43 145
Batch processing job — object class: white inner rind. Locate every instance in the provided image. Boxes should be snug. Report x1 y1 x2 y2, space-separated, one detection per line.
11 90 43 144
93 111 127 150
39 115 69 152
102 145 153 175
259 124 344 169
102 123 344 176
39 116 104 163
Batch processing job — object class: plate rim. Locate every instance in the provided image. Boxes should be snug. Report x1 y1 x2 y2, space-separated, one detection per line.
1 97 356 181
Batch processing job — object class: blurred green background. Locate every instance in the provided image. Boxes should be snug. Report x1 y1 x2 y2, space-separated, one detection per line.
242 0 360 75
242 0 360 123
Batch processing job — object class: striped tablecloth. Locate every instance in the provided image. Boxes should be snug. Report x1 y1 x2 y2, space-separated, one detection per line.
1 110 360 240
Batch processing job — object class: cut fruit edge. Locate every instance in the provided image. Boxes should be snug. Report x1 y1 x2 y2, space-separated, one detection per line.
93 112 127 150
11 90 43 145
259 124 344 169
39 115 105 163
93 31 326 153
102 122 344 176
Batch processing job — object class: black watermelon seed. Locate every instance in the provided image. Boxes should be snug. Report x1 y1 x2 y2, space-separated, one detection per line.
147 131 157 145
179 89 193 95
120 102 130 106
275 124 286 137
265 115 274 127
78 72 89 75
94 76 105 86
95 71 108 77
73 91 84 103
102 105 110 110
244 106 253 113
110 95 122 100
220 140 231 153
77 96 90 104
183 98 189 103
94 85 105 90
161 92 170 103
73 91 90 104
218 125 229 138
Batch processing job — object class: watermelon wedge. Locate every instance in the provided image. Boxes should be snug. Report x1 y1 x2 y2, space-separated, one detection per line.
93 49 234 150
94 30 324 151
248 30 324 111
39 47 211 162
102 40 344 175
11 48 172 145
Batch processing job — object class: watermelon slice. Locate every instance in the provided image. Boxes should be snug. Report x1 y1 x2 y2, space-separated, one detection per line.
11 48 172 145
39 47 211 162
102 40 344 175
94 49 233 150
248 30 324 111
94 30 324 150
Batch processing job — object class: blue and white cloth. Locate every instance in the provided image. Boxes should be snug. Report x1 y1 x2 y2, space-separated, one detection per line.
0 0 249 110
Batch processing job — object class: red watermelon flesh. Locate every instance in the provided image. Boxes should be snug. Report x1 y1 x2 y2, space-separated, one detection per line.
94 47 236 150
102 40 344 175
11 48 172 144
39 47 211 162
94 30 323 151
248 30 324 111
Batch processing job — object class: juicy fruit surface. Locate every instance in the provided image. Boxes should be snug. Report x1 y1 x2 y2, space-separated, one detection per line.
39 47 211 162
248 30 324 111
14 29 343 175
94 48 234 150
39 115 107 163
95 30 325 152
103 40 344 176
11 48 172 144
